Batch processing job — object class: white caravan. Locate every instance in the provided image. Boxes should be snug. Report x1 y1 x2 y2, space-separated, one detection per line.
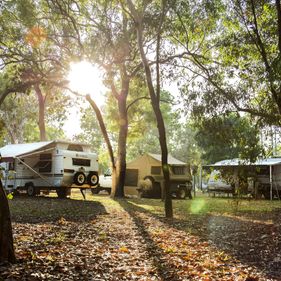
0 140 99 198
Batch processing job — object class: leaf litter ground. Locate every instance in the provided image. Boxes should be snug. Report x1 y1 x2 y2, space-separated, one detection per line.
1 192 281 280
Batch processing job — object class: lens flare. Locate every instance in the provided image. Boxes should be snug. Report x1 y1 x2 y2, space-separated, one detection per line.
190 199 206 214
25 26 46 48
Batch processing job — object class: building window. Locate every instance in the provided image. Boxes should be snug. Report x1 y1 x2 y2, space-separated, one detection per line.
151 166 161 175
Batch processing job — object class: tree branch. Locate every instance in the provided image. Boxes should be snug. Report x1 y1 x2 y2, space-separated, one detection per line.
85 94 115 168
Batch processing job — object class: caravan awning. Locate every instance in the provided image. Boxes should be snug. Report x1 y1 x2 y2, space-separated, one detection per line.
0 141 53 162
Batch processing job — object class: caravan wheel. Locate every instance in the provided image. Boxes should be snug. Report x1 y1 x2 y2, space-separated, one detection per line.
87 172 99 186
73 172 86 186
26 184 36 196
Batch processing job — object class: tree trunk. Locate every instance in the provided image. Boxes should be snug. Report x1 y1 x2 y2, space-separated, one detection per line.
86 76 129 199
34 84 47 141
126 0 173 218
85 95 117 194
114 93 129 198
0 181 16 263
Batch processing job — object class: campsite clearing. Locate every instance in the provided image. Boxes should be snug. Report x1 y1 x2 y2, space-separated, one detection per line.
2 192 281 280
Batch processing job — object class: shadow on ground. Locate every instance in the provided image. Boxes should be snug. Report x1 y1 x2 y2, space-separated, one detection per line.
124 198 281 280
118 199 182 281
9 196 108 223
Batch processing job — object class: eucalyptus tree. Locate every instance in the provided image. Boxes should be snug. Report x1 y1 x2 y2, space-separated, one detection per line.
46 0 152 197
0 122 15 263
170 0 281 126
0 181 15 263
0 0 70 141
194 114 263 164
126 0 176 217
0 93 37 144
0 0 71 262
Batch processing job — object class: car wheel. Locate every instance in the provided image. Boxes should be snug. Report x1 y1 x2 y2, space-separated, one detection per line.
87 172 99 186
73 172 86 186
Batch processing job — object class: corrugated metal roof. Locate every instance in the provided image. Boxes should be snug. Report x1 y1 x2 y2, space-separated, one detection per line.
148 153 186 165
207 157 281 167
255 158 281 166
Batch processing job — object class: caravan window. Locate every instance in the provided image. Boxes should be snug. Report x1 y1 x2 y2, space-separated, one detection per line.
36 154 52 173
67 144 83 151
72 158 91 166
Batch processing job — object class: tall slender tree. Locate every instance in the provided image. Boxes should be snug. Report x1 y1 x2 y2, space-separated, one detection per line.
126 0 173 217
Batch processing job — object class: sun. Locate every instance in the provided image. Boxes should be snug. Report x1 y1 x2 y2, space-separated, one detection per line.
67 61 106 106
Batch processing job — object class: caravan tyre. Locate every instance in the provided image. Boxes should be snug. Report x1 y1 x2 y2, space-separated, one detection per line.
73 172 86 186
87 172 99 186
26 184 36 196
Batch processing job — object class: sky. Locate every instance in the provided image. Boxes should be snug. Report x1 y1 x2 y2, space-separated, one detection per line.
64 61 106 138
63 60 181 138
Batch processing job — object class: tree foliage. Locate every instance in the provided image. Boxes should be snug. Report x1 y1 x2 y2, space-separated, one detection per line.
195 114 263 164
174 0 281 126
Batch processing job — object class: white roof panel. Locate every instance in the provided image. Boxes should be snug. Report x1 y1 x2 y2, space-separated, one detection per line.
148 153 186 165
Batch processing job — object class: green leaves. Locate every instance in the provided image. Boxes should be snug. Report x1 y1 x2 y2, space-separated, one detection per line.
194 114 263 164
16 0 37 28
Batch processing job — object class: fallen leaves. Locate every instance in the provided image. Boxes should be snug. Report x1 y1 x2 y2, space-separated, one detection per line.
1 196 280 280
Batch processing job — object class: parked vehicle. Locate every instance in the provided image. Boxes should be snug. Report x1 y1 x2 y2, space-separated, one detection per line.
91 170 112 194
91 154 193 199
207 170 235 194
0 141 99 198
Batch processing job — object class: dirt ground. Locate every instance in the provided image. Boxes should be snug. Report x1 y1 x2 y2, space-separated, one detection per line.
1 194 281 280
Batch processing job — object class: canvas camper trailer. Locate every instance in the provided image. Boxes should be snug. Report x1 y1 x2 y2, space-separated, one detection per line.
124 153 193 199
0 140 99 198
